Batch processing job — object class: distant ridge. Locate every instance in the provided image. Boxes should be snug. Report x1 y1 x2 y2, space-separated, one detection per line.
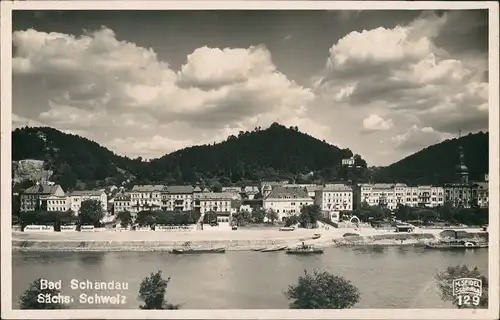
373 131 488 185
12 123 366 189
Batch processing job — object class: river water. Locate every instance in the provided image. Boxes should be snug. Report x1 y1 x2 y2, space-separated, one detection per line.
12 246 488 309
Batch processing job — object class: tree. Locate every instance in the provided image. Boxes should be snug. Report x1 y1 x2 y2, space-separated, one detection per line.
298 205 322 228
284 214 299 227
284 269 360 309
78 199 104 227
251 208 265 223
117 211 132 228
19 278 66 309
435 265 488 309
138 270 179 310
265 209 279 224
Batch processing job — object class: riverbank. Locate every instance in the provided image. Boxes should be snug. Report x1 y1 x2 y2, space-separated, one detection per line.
11 228 487 252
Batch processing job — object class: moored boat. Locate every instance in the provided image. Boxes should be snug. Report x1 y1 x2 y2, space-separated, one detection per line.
285 243 323 255
279 227 295 231
171 247 226 254
261 245 287 252
312 233 321 240
425 240 488 250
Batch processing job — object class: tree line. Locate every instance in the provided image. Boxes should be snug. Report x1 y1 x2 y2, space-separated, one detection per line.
19 265 488 310
351 202 488 227
15 199 105 230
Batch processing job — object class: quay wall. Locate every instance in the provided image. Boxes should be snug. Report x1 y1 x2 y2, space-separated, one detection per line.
12 238 292 252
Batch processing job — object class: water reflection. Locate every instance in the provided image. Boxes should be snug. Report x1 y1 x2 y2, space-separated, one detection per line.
351 245 386 255
12 246 488 309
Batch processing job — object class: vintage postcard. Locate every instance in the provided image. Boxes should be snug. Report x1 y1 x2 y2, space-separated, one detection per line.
1 1 499 319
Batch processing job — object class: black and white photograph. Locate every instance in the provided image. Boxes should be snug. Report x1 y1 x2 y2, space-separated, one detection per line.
1 1 499 319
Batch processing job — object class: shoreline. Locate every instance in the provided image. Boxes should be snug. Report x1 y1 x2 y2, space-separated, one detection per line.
11 228 487 252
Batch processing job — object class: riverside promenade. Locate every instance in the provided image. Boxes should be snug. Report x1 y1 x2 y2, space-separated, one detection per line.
11 226 486 252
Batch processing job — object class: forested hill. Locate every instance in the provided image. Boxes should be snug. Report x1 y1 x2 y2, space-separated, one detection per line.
12 124 366 190
137 123 366 184
373 131 489 185
12 127 142 189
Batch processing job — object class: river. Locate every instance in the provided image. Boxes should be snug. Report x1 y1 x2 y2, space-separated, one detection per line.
12 246 488 309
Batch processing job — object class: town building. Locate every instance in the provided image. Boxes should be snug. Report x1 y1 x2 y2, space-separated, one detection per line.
161 185 194 212
113 193 131 214
69 190 108 214
129 185 163 213
46 195 70 212
222 186 242 193
20 183 65 212
405 186 444 208
444 143 478 208
315 184 353 212
475 182 489 208
358 183 405 210
263 187 313 222
261 180 289 198
243 186 259 199
193 192 235 214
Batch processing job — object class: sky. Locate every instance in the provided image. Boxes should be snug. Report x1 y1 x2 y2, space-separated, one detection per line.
11 9 489 166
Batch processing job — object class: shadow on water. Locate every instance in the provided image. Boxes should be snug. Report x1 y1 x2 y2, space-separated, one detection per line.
351 245 387 255
77 252 105 265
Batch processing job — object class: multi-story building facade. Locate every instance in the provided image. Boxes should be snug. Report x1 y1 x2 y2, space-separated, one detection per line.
404 186 444 208
193 192 235 214
129 185 163 213
263 187 313 221
69 190 108 214
161 185 194 212
358 183 403 210
46 195 70 212
315 184 353 212
475 182 489 208
20 183 66 212
113 194 131 214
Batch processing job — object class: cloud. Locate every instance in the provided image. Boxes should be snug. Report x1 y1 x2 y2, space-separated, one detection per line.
12 11 489 166
392 125 453 152
308 11 488 164
362 114 394 133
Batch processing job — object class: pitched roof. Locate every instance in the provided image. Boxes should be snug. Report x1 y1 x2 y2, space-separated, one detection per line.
70 190 105 197
131 185 164 192
305 185 323 192
322 184 352 192
193 186 202 192
165 185 194 194
265 187 310 200
194 192 234 200
222 186 242 192
23 184 61 195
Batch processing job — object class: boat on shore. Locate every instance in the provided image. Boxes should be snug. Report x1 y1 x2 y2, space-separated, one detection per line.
285 243 323 255
171 247 226 254
425 240 488 250
261 245 287 252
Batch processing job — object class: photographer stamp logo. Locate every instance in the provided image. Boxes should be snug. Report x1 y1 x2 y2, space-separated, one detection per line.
453 278 482 307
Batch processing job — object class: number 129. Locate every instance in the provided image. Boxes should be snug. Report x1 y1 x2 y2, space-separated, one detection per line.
458 294 480 306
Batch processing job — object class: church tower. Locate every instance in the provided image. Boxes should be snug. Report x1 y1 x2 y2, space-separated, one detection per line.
454 131 469 185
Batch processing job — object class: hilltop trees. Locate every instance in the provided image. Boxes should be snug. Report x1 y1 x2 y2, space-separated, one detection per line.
138 270 179 310
13 124 364 187
285 269 360 309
